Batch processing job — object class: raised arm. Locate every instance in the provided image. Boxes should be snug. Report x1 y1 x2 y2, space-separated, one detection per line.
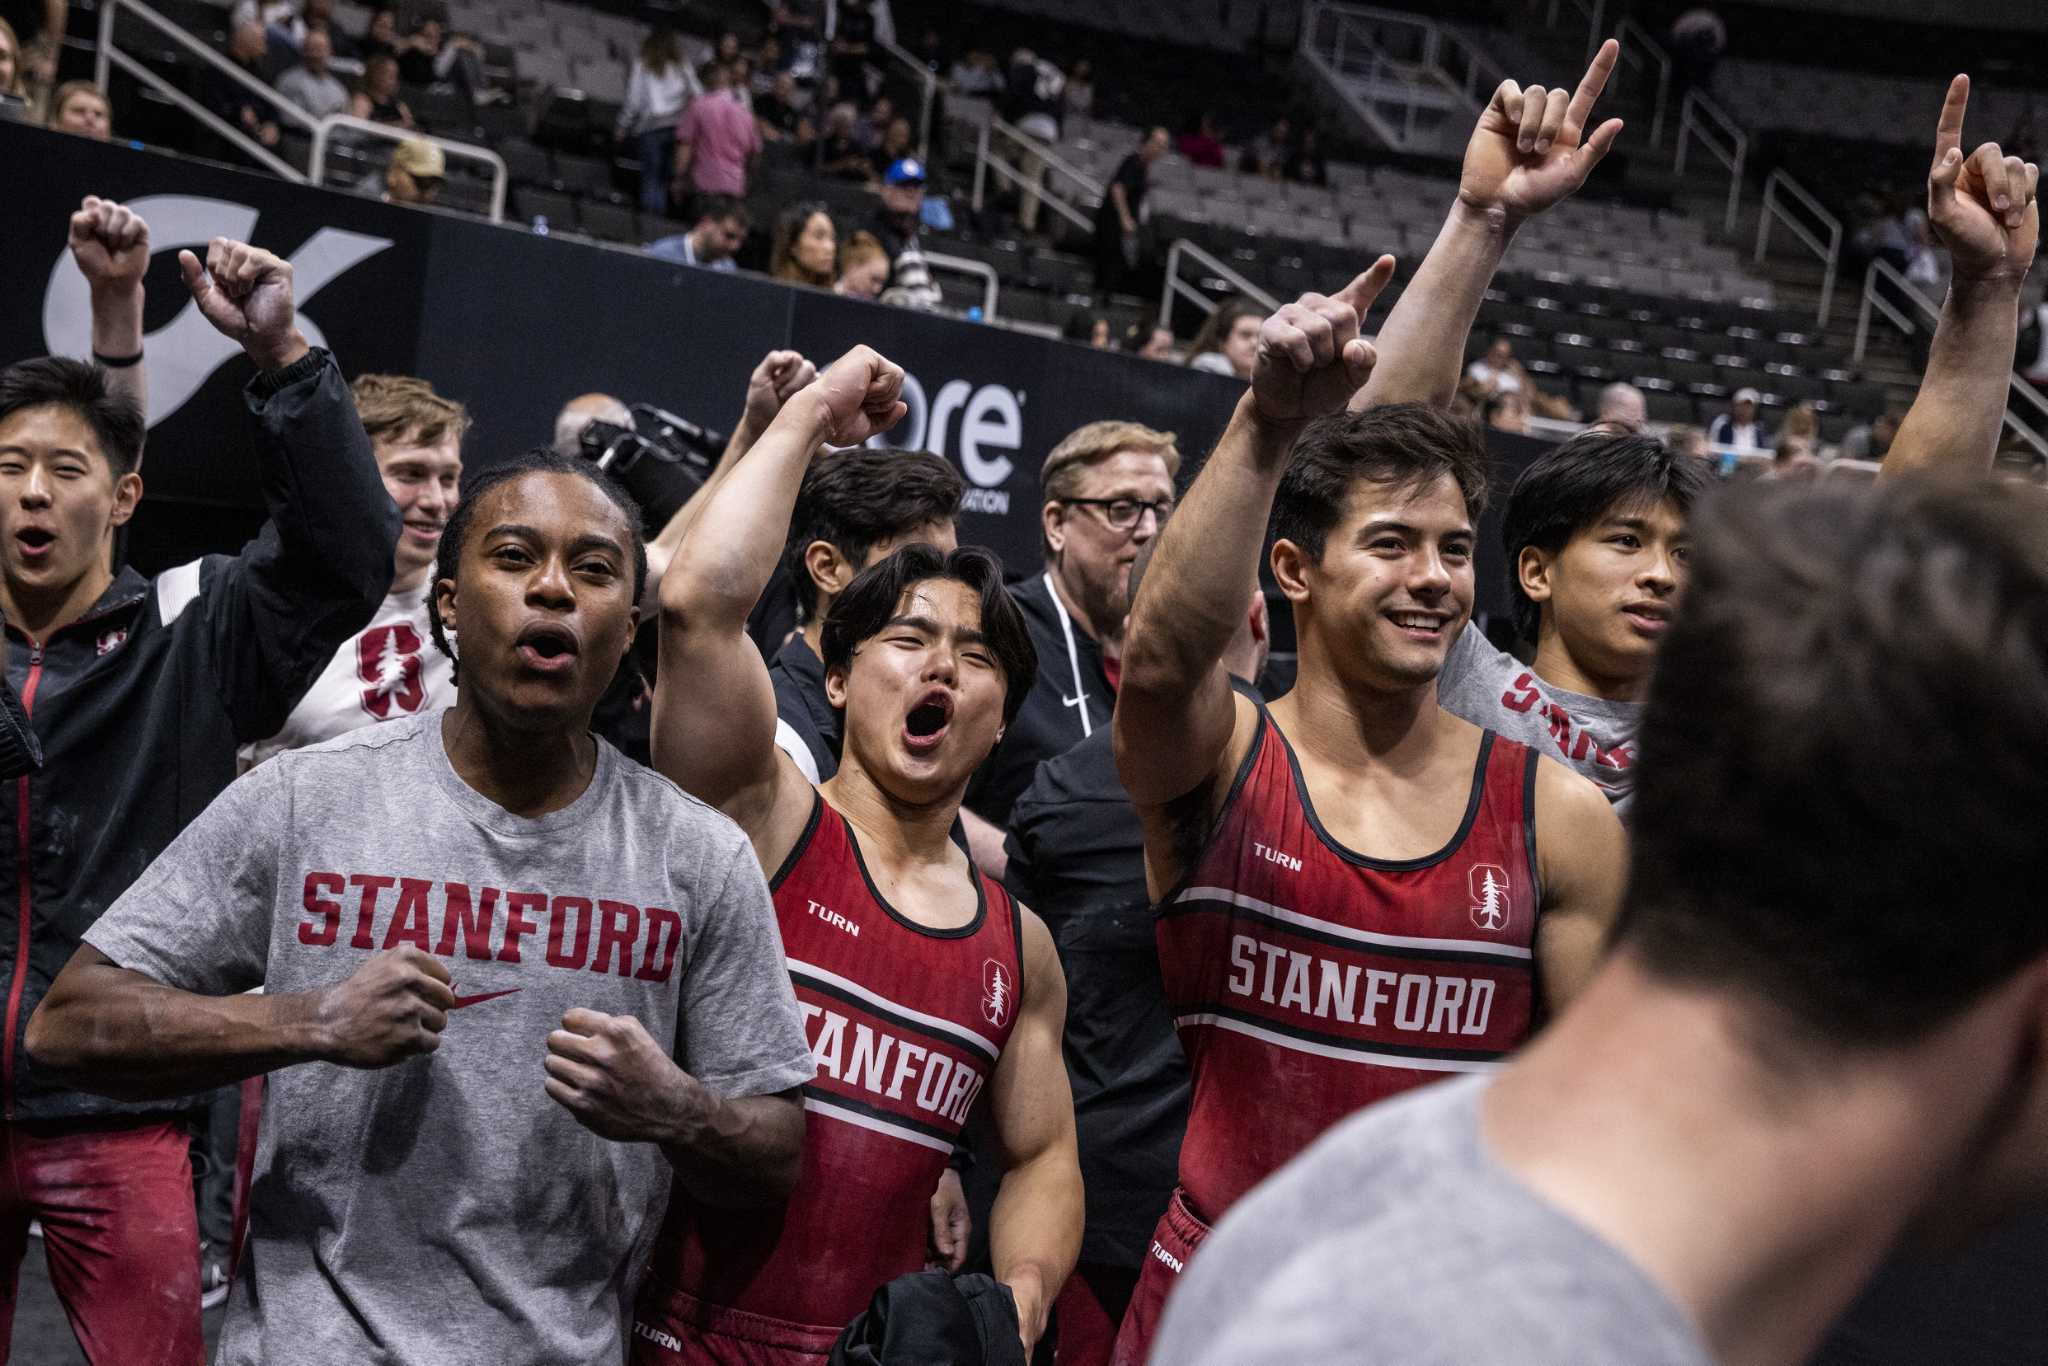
986 908 1082 1355
1885 75 2040 479
654 347 905 852
1353 40 1623 410
1530 761 1626 1012
1117 263 1392 817
178 237 399 741
69 197 151 438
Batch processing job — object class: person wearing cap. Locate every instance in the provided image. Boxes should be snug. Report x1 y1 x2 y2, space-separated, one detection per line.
672 60 762 203
1707 387 1771 453
869 155 926 279
363 137 445 206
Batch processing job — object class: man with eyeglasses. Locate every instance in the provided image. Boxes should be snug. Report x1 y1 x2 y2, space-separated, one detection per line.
961 421 1178 879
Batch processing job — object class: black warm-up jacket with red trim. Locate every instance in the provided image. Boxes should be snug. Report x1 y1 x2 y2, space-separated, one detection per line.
1 349 397 1123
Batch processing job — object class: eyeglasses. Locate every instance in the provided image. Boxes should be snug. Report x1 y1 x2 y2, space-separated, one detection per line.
1060 496 1174 531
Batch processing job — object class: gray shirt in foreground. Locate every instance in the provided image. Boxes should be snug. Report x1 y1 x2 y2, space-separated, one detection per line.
87 710 816 1366
1437 623 1643 816
1153 1075 1712 1366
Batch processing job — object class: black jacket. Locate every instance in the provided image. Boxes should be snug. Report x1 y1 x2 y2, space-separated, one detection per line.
770 633 840 782
3 350 396 1121
966 571 1111 828
829 1271 1024 1366
1003 727 1187 1269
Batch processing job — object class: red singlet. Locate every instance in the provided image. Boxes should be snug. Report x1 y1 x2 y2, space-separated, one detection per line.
1159 695 1541 1222
641 795 1023 1335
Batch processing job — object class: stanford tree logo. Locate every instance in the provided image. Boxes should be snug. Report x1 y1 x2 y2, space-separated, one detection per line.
981 958 1012 1028
1469 864 1510 932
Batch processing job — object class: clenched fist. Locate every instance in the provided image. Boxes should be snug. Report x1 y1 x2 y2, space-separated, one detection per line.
807 345 909 447
69 196 152 297
1249 259 1396 425
178 236 310 371
311 947 455 1068
544 1007 703 1142
742 349 821 436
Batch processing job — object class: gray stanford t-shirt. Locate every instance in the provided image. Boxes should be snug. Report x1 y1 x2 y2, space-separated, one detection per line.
87 710 815 1366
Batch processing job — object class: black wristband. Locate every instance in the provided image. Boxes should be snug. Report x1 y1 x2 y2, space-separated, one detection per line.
92 349 144 369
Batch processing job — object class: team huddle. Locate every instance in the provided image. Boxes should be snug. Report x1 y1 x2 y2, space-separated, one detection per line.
5 41 2048 1366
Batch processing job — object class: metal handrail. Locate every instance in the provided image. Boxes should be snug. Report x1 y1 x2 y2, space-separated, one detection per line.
1673 88 1747 234
1301 2 1483 153
310 115 509 222
970 118 1100 235
923 250 999 320
1612 16 1671 148
1754 169 1841 326
1157 238 1282 331
1853 258 2048 456
876 35 936 163
96 0 316 180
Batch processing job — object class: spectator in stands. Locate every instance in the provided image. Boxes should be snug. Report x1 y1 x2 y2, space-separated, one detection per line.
833 230 889 299
212 20 285 149
1239 115 1291 180
1135 325 1175 361
673 62 762 202
854 93 893 153
394 16 502 108
948 48 1002 97
551 393 632 460
645 196 748 272
868 157 927 281
48 79 110 140
828 0 874 100
352 52 414 129
616 26 697 217
1 0 62 96
1177 112 1225 170
1666 424 1709 461
1594 380 1648 433
728 55 756 114
754 70 812 149
1094 125 1168 294
363 137 443 205
0 18 27 116
1709 386 1771 452
1486 387 1531 435
869 114 914 180
1186 297 1263 379
1465 334 1526 395
1284 124 1328 187
1005 47 1065 232
1668 5 1725 98
817 102 872 181
770 201 838 289
1840 403 1904 462
1064 58 1094 118
1062 314 1110 348
1779 400 1821 452
277 26 349 120
360 6 397 61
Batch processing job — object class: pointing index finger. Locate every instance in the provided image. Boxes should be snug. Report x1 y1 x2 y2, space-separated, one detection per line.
1933 74 1969 170
1332 256 1397 316
1565 38 1619 136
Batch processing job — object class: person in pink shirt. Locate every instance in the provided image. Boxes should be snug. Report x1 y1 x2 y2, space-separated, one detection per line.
672 62 762 202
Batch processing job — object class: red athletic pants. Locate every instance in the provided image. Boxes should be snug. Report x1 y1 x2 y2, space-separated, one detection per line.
1109 1188 1210 1366
0 1118 205 1366
630 1284 841 1366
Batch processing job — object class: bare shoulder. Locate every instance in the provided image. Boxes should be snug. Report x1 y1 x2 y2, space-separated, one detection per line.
1531 754 1626 876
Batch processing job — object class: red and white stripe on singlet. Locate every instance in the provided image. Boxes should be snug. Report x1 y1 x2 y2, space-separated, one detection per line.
1159 693 1542 1222
644 794 1023 1330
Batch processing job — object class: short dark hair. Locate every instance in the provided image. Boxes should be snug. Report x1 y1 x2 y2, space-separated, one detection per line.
782 449 964 624
0 356 145 477
692 193 748 229
820 543 1037 727
1620 478 2048 1048
426 450 647 681
1501 430 1709 641
1271 403 1489 561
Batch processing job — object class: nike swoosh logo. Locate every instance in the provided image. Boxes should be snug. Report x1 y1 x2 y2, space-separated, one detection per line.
450 988 522 1010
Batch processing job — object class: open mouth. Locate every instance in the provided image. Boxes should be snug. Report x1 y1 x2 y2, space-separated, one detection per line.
902 689 955 752
514 622 579 675
1621 602 1672 635
1386 609 1449 639
15 528 54 561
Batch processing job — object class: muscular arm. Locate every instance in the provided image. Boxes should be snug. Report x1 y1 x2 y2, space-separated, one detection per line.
1530 762 1626 1013
987 908 1082 1354
653 348 903 855
1884 75 2040 479
1353 42 1623 410
28 943 454 1099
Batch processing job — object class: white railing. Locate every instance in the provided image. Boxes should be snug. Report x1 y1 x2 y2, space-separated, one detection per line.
1672 88 1747 234
310 115 508 221
1612 16 1671 148
1754 169 1841 327
1853 258 2048 456
877 35 936 163
1300 1 1481 154
923 250 999 320
970 117 1100 235
1157 238 1282 331
96 0 317 181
